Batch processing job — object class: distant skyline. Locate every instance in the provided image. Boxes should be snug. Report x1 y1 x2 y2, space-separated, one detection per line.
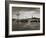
12 7 40 19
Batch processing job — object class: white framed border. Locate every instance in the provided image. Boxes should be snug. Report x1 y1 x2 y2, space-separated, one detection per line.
9 3 43 35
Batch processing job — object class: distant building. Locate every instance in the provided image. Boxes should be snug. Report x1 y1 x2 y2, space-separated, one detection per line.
28 16 40 22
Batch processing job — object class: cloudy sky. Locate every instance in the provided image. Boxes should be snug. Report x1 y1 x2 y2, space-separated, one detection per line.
12 7 40 19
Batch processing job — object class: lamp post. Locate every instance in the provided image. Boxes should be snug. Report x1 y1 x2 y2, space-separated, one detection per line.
16 9 20 24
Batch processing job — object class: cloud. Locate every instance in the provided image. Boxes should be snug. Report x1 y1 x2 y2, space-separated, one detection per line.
12 7 40 19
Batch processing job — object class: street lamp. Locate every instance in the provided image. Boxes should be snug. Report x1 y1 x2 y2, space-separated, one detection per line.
16 9 20 24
